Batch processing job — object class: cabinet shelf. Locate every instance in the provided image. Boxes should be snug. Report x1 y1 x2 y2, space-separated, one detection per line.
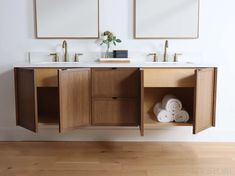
144 114 192 127
38 114 59 125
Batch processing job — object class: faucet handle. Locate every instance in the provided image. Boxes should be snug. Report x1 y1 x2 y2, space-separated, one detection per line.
74 53 83 62
50 53 59 62
174 53 182 62
148 53 158 62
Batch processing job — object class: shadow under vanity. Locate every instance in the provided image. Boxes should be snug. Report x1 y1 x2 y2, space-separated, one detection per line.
14 66 217 136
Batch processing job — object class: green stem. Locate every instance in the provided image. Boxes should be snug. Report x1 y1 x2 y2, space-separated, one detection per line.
105 43 110 58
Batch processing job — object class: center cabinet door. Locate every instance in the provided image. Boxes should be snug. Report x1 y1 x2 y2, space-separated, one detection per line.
58 68 91 132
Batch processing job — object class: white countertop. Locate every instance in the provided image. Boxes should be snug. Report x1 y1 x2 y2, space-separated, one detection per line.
14 61 217 68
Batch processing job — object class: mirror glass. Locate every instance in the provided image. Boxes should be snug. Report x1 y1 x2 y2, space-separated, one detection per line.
35 0 99 39
134 0 199 39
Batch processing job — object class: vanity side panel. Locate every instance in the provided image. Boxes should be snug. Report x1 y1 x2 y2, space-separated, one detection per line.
14 68 38 132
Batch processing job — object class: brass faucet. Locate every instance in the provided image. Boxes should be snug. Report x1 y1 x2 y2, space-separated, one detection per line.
62 40 68 62
163 40 169 62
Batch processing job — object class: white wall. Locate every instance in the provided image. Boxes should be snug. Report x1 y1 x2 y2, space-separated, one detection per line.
0 0 235 141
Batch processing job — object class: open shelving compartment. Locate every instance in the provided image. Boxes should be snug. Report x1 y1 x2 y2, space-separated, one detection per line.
140 68 198 135
143 87 194 128
35 69 60 128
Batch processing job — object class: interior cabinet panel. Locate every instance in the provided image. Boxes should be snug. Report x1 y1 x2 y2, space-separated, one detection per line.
37 87 59 125
59 69 91 132
35 69 58 87
15 68 38 132
193 68 215 134
92 68 140 98
143 68 195 87
92 98 139 126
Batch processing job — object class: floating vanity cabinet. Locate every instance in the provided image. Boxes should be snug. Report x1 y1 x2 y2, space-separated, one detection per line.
14 68 91 132
14 66 217 136
91 68 140 126
140 68 217 136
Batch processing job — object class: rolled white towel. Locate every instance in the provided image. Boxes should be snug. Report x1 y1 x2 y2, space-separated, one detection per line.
153 103 162 115
162 94 182 113
153 103 174 123
174 110 190 123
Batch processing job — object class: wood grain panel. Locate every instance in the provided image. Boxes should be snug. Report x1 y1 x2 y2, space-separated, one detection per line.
35 69 58 87
14 68 38 132
193 68 215 134
143 68 195 87
92 68 140 98
92 98 139 126
59 69 91 132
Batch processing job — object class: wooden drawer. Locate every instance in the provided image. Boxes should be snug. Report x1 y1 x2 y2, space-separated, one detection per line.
35 69 58 87
143 68 195 87
92 68 140 98
92 98 139 126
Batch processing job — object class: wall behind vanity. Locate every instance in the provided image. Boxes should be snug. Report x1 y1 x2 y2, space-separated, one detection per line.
0 0 235 141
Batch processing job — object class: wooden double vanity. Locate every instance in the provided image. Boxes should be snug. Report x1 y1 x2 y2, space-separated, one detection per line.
14 64 217 136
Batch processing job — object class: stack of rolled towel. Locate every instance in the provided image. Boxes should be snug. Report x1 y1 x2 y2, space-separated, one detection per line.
153 94 190 123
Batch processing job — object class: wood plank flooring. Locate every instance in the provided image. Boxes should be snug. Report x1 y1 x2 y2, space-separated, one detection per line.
0 142 234 176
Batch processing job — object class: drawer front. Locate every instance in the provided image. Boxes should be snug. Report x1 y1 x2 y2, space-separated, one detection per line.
92 98 139 126
35 69 58 87
143 69 195 87
92 68 140 98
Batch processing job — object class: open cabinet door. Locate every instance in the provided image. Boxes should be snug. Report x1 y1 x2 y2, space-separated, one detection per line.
193 68 216 134
59 69 91 132
15 68 38 132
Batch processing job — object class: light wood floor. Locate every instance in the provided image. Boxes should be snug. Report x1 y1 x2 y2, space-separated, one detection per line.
0 142 234 176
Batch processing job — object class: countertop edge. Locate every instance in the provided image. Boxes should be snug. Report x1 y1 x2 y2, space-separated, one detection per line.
13 62 218 68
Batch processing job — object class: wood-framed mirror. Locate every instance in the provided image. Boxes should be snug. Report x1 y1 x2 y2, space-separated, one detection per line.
35 0 99 39
134 0 200 39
